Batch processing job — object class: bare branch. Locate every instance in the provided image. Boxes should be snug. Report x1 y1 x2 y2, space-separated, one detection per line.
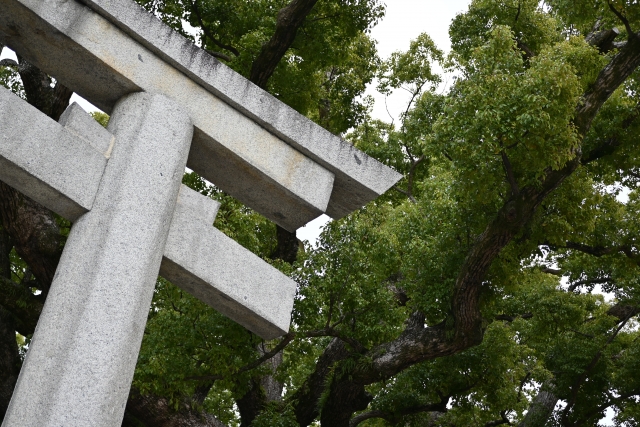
562 312 634 424
541 267 563 276
586 27 621 53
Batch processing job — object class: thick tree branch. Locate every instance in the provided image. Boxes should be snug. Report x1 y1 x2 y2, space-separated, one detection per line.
485 411 511 427
123 389 228 427
249 0 319 89
567 277 611 292
586 27 621 53
561 242 640 265
321 22 640 391
517 381 558 427
561 312 633 425
607 1 635 39
190 0 240 57
541 266 563 276
349 397 448 427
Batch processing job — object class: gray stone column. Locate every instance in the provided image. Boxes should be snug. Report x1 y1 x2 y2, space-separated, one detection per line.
2 93 193 427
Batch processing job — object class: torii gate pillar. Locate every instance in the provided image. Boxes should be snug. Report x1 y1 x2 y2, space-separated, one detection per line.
3 92 193 426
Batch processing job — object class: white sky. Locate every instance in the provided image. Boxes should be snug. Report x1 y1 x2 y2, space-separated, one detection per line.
298 0 471 243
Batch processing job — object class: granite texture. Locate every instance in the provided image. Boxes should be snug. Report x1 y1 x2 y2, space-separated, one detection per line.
59 101 114 155
2 93 193 427
0 0 402 230
80 0 402 218
0 86 108 221
161 185 297 340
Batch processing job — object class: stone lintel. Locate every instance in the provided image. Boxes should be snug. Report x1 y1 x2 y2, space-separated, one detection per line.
0 0 402 227
59 102 114 156
0 0 336 231
161 186 296 340
79 0 403 219
0 86 108 222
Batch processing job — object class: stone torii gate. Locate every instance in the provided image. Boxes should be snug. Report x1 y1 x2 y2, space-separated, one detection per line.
0 0 401 426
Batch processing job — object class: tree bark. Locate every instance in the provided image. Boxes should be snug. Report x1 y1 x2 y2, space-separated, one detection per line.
517 383 558 427
123 390 228 427
249 0 320 90
0 228 20 420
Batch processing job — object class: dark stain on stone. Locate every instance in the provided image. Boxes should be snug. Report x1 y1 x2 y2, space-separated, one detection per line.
354 154 362 165
138 54 143 62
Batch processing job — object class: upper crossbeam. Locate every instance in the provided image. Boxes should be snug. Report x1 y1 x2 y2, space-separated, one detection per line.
0 0 402 231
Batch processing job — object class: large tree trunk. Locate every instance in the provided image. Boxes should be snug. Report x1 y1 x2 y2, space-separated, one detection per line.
517 382 558 427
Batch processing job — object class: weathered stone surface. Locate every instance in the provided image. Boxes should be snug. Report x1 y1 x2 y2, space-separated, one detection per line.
0 0 402 230
82 0 402 219
2 93 193 427
59 101 114 155
161 186 297 340
0 86 107 222
0 0 338 231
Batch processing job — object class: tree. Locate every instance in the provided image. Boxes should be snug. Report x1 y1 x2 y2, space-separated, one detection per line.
2 0 640 426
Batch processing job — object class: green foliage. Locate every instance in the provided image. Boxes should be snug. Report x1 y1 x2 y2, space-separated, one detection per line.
90 111 110 128
5 1 629 425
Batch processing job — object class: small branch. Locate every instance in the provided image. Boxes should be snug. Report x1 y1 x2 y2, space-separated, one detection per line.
567 277 611 292
496 313 533 322
607 1 635 39
403 154 426 202
517 373 531 403
501 150 519 197
349 396 449 427
568 328 595 339
485 411 511 427
577 389 640 425
187 332 295 381
204 49 232 62
393 185 417 204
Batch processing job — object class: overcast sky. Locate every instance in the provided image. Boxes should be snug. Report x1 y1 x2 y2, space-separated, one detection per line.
298 0 472 243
